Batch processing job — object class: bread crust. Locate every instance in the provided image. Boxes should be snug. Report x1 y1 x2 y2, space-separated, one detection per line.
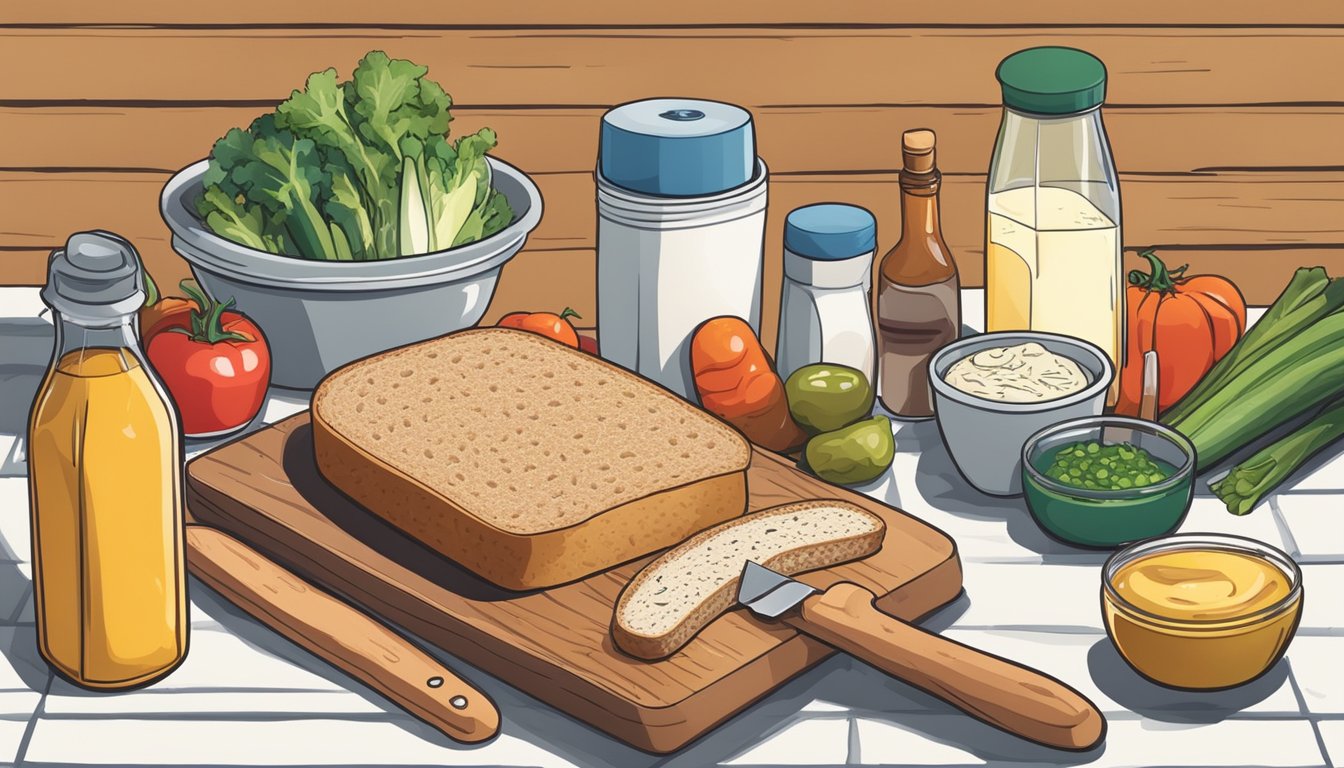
311 329 752 591
612 500 886 660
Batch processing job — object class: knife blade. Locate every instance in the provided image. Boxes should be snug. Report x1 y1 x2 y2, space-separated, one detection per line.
185 525 500 744
736 561 1106 751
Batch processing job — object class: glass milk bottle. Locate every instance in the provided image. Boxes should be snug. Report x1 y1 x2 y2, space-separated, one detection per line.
28 231 188 689
986 47 1124 404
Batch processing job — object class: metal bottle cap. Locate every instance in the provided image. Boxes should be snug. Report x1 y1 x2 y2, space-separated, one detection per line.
41 231 147 320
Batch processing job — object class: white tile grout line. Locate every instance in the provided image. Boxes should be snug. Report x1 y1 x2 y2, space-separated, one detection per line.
12 670 49 768
846 716 860 765
1270 495 1304 561
1286 670 1336 768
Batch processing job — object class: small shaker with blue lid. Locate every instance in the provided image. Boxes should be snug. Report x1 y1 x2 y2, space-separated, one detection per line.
775 204 878 384
596 98 768 399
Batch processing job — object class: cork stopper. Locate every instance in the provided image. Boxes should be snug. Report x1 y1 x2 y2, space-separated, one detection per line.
902 129 937 174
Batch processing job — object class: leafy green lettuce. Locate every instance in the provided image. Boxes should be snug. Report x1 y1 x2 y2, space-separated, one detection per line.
196 51 515 261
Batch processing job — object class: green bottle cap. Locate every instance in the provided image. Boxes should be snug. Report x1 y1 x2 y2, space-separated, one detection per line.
996 47 1107 115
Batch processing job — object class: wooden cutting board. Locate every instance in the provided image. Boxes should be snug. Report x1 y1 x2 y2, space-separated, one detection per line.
185 413 963 754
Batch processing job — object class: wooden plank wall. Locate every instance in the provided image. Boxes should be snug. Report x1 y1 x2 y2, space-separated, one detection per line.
3 2 1342 350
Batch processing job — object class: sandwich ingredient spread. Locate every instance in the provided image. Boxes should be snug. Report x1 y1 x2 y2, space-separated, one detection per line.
1103 542 1302 690
943 342 1087 403
1042 441 1174 491
1110 549 1289 623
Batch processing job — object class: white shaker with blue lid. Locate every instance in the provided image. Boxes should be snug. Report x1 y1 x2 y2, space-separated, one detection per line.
775 204 878 385
596 98 768 399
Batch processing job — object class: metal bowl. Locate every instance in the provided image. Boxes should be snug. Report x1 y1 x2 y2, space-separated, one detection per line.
928 331 1114 496
160 157 543 389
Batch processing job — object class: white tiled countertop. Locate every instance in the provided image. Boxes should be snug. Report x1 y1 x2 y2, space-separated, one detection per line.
0 286 1338 767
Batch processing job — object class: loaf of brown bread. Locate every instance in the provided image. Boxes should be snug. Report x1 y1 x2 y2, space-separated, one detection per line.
311 328 752 590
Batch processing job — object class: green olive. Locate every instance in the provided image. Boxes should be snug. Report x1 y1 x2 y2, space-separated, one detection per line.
804 415 895 487
785 363 875 434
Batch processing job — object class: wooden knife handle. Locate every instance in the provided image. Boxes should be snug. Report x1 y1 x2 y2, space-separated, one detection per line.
185 525 499 744
786 582 1105 751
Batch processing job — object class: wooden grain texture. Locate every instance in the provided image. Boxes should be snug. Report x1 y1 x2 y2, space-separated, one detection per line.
184 413 963 754
791 582 1105 751
5 243 1328 322
4 169 1339 284
7 105 1344 175
5 28 1344 105
184 525 500 743
8 1 1344 25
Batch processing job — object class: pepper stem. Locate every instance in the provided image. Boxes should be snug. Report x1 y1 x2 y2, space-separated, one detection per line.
559 307 582 322
1127 249 1187 294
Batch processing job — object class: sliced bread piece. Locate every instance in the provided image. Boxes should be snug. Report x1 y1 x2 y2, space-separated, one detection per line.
312 327 752 590
613 500 885 659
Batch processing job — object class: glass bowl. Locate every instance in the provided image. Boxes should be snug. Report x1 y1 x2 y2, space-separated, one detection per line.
1021 416 1195 548
1101 534 1303 690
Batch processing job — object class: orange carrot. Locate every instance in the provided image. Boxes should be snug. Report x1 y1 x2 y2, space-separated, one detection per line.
690 316 807 452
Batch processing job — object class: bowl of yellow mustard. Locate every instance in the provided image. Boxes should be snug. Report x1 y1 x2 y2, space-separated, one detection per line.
1102 534 1302 690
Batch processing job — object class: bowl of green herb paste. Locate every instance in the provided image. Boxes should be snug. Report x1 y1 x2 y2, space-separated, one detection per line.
1022 416 1195 548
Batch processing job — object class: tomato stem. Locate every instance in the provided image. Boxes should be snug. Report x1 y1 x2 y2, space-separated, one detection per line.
559 307 582 322
1128 249 1186 294
178 280 252 344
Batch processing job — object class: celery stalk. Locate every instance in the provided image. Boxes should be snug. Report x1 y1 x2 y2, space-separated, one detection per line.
1211 397 1344 514
1172 311 1344 468
1165 268 1344 422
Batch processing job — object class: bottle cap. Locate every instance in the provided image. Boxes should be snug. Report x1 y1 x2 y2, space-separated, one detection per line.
41 231 146 320
902 129 937 174
784 204 877 261
599 98 757 197
996 47 1107 115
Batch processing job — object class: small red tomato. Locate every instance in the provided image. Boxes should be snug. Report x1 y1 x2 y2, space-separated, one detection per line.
578 335 599 355
497 307 582 348
146 281 270 437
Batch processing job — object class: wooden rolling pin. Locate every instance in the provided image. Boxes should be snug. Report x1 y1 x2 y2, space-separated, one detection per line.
185 525 499 744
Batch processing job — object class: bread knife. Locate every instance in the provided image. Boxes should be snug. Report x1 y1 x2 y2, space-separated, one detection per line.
737 561 1105 751
185 525 500 744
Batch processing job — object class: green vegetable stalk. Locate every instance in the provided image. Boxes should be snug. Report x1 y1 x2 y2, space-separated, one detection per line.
196 51 514 261
1211 397 1344 514
1169 309 1344 468
1165 267 1344 423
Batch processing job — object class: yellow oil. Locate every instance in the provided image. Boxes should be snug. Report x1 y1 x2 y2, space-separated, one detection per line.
27 347 187 689
1104 549 1299 689
986 186 1123 403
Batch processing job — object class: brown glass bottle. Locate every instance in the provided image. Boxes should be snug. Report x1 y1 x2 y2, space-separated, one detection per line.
877 129 961 417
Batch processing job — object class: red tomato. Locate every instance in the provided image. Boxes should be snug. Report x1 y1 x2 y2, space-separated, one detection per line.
145 284 270 437
578 335 599 355
496 307 582 348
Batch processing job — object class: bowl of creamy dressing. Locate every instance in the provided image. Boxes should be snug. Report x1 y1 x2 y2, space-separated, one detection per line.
928 332 1113 496
1102 534 1302 690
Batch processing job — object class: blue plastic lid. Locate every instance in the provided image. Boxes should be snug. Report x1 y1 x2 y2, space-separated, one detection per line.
599 98 756 197
784 204 877 260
